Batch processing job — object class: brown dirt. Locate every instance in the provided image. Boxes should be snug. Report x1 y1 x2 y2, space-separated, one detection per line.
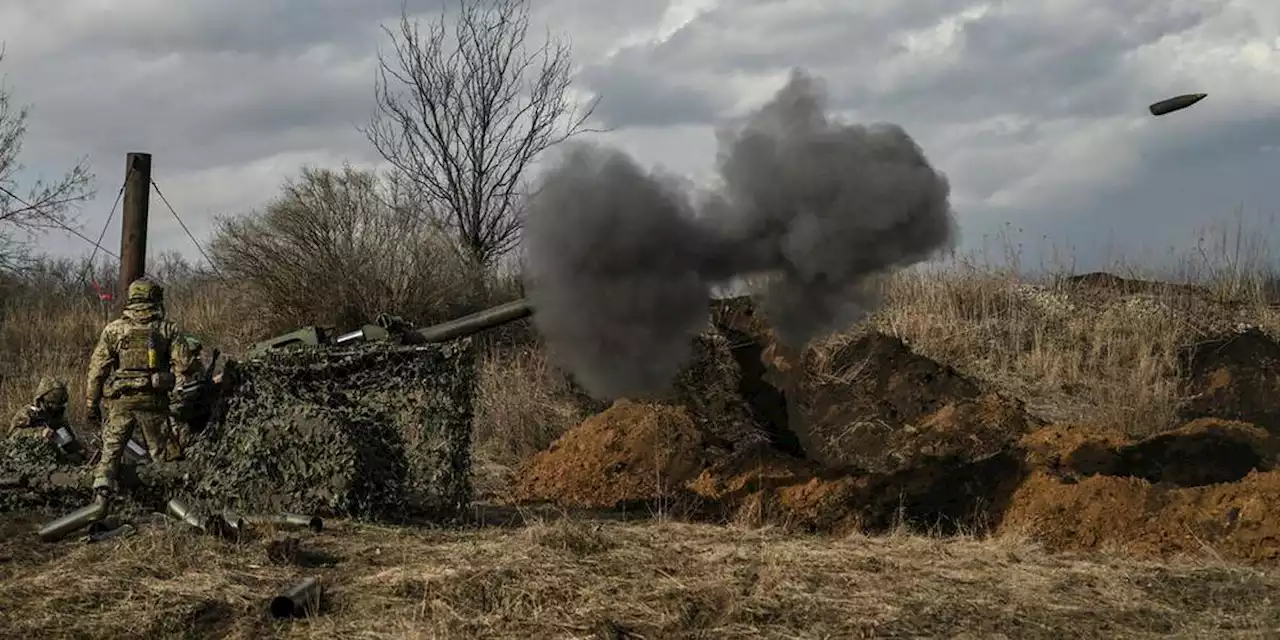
788 331 1043 471
1000 418 1280 562
510 315 1280 564
1179 328 1280 434
509 400 717 509
999 470 1280 563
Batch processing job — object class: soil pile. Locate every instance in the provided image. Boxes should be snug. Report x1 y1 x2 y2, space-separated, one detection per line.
1179 328 1280 434
512 298 1280 564
511 401 713 508
511 333 771 509
714 296 1041 471
1000 419 1280 562
783 331 1041 472
511 317 1040 534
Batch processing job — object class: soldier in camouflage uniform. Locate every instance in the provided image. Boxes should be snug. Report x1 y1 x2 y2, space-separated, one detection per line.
167 334 208 453
9 376 91 463
9 376 69 439
85 277 200 501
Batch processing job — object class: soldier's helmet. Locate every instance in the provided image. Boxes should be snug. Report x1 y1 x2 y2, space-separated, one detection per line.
34 376 68 411
127 277 164 305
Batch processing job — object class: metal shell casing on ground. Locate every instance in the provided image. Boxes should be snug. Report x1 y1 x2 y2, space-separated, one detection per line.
270 576 323 618
38 501 108 542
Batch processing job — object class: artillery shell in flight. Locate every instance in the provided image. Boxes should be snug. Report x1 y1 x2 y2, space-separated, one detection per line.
1149 93 1206 116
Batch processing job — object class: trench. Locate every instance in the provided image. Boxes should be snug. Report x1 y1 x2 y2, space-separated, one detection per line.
1066 429 1269 488
721 328 805 459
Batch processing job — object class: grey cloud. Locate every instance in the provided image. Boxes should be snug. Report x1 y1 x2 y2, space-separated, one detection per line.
2 0 1275 274
583 0 1223 128
971 113 1280 269
579 64 724 127
577 0 967 126
875 1 1222 121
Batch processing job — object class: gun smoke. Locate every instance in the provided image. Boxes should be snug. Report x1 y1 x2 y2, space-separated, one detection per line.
524 69 956 400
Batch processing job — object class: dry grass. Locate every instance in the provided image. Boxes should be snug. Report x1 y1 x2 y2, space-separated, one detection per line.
1 512 1276 639
847 225 1280 436
472 345 597 495
4 219 1279 456
3 215 1280 636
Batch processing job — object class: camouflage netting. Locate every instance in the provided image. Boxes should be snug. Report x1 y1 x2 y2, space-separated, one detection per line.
0 438 94 512
0 436 174 514
184 339 477 521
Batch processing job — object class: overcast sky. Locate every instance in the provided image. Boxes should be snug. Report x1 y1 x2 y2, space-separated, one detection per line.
1 0 1277 275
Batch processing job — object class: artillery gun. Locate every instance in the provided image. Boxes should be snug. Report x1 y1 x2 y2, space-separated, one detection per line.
170 297 542 521
189 297 534 438
245 298 533 359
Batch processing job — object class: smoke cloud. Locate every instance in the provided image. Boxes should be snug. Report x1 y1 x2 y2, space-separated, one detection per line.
524 69 957 400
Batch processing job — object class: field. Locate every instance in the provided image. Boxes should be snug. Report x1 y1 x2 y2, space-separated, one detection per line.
2 225 1280 638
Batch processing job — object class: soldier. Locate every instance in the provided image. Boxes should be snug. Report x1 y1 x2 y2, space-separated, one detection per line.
8 376 70 440
85 277 200 502
6 376 97 466
167 334 209 455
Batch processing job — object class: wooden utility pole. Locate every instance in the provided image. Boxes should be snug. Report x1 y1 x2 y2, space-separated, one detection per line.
119 152 151 301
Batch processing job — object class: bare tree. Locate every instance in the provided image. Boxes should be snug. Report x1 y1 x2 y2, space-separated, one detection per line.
364 0 598 269
0 48 95 274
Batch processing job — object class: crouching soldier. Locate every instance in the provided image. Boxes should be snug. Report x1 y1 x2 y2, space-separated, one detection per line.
85 277 198 503
8 376 90 463
166 334 209 456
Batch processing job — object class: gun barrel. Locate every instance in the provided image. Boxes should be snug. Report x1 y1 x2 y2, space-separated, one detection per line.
413 298 532 343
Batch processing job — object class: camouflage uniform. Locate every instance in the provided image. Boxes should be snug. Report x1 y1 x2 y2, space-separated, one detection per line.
85 278 200 496
9 376 91 464
168 334 208 451
8 376 70 440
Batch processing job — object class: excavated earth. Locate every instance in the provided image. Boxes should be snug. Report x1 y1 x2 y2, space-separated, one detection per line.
509 296 1280 564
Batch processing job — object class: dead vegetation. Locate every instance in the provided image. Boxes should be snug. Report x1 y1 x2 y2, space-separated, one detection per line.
2 512 1278 639
4 215 1280 635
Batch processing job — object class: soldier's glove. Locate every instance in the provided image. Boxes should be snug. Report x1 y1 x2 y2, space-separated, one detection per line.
86 402 102 424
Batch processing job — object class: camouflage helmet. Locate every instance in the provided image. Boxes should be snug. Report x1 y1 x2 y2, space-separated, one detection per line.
34 376 68 409
127 277 164 304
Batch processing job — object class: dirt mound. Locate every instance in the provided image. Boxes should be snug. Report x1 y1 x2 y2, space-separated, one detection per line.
1026 419 1277 487
510 305 1280 563
1000 470 1280 563
511 325 1037 535
510 401 715 509
1179 328 1280 434
789 331 1042 471
505 298 1280 562
1105 419 1275 486
1001 418 1280 561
